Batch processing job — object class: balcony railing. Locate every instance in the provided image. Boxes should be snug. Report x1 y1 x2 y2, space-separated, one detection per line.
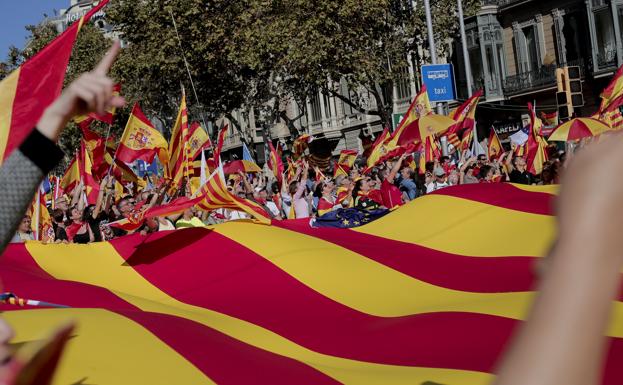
503 65 557 95
482 0 528 7
597 49 617 69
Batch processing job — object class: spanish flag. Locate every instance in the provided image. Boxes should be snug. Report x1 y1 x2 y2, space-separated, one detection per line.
117 103 168 165
487 128 503 160
365 128 390 171
385 86 432 151
333 149 358 178
526 103 548 175
187 122 211 160
447 89 482 135
0 0 110 162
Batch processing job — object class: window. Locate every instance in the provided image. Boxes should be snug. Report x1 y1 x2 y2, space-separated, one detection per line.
310 92 322 122
595 8 616 67
523 25 540 71
323 93 332 118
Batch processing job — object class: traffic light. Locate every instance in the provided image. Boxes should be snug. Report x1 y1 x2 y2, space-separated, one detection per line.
556 66 583 121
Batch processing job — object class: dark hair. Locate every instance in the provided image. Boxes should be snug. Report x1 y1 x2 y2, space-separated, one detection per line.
288 180 299 196
271 181 280 195
425 161 435 173
117 197 132 210
512 156 523 166
352 178 365 198
51 208 64 223
313 183 323 198
478 165 493 179
440 156 450 163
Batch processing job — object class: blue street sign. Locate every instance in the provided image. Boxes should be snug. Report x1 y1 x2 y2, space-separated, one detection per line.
421 64 456 102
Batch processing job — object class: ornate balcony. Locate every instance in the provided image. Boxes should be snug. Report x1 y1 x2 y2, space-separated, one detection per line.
502 65 557 95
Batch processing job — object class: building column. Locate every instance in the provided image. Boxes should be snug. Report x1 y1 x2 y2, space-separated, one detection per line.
407 52 418 98
552 8 567 66
585 0 600 72
535 14 546 66
318 89 327 130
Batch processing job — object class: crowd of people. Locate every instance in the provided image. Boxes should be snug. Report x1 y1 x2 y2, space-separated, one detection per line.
10 136 570 244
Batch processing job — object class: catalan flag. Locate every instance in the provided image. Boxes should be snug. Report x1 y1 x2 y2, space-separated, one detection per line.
292 133 312 159
11 184 623 384
0 0 110 162
197 167 270 224
167 92 190 186
267 142 284 187
213 124 229 164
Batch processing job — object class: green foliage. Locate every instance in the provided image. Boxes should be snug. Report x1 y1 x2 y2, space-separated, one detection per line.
1 0 482 158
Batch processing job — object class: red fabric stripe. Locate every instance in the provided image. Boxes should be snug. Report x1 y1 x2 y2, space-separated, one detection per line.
116 143 159 163
0 244 339 383
273 219 537 293
5 1 109 159
110 230 522 369
117 310 340 385
430 183 554 216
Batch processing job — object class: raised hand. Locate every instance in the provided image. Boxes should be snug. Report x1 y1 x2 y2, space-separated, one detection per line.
37 41 126 142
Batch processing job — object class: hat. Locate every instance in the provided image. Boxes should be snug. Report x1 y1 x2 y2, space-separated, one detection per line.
433 166 446 177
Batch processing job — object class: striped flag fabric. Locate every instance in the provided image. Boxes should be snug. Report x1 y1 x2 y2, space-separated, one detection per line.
267 142 284 187
10 183 623 384
0 0 110 162
167 92 190 186
197 167 271 224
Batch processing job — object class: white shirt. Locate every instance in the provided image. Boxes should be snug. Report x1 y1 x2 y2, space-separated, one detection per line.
426 181 449 194
266 201 281 217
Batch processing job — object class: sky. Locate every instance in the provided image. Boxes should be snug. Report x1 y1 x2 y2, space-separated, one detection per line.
0 0 69 59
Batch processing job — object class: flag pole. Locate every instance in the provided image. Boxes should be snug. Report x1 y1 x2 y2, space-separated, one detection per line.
34 186 41 241
169 8 210 136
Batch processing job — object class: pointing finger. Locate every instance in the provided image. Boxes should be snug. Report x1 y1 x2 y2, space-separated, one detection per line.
93 40 121 75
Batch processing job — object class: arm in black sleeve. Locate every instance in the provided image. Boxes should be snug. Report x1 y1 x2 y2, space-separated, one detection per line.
0 129 63 252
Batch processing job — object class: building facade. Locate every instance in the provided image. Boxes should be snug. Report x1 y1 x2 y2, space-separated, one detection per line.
453 0 623 138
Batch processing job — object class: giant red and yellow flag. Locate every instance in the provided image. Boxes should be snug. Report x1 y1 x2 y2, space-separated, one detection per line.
13 184 623 384
0 0 110 162
117 103 168 165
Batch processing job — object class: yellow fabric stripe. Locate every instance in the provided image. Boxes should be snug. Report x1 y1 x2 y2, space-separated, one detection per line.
0 69 20 159
4 308 212 385
214 222 623 338
511 183 559 194
25 242 493 385
354 194 556 257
